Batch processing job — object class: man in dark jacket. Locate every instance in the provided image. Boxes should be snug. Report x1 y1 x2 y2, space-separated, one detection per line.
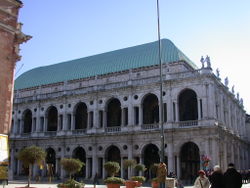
209 165 224 188
224 163 242 188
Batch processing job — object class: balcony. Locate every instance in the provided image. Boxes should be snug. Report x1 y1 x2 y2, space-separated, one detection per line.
141 124 159 130
72 129 87 135
105 126 121 133
178 120 198 127
44 131 57 136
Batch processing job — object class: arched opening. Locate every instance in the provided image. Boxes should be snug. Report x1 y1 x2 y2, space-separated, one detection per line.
178 89 198 121
23 109 32 133
47 106 58 131
143 144 160 179
107 98 121 127
142 94 159 124
180 142 200 184
74 102 88 129
73 147 86 178
105 145 121 176
46 148 56 177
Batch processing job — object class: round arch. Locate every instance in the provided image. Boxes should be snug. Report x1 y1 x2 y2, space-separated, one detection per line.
46 106 58 131
105 145 121 163
142 93 159 124
22 109 32 133
178 89 198 121
46 147 56 177
106 98 121 127
72 146 86 178
74 102 88 129
142 143 160 179
180 142 200 183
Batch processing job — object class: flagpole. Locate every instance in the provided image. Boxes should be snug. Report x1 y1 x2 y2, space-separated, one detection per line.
156 1 165 188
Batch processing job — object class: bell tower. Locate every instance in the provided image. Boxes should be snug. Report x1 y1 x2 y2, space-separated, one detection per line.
0 0 31 134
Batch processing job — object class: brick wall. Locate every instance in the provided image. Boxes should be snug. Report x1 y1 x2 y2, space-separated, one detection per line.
0 0 30 134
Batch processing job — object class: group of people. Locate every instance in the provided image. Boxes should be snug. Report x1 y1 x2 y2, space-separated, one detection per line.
194 163 243 188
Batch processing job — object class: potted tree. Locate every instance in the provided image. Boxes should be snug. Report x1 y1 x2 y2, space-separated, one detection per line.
151 177 159 188
123 159 137 188
104 161 125 188
17 145 46 188
132 164 147 186
57 158 85 188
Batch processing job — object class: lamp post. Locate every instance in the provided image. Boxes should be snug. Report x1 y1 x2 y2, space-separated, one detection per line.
156 0 165 188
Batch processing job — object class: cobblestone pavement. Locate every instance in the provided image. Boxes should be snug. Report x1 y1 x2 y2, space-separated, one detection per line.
3 181 250 188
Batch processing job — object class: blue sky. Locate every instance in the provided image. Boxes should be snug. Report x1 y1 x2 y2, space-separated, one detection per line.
18 0 250 112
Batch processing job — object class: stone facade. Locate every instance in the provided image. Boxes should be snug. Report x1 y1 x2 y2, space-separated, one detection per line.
0 0 31 134
9 59 250 182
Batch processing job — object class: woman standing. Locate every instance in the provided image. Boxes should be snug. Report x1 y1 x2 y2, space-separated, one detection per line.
194 170 210 188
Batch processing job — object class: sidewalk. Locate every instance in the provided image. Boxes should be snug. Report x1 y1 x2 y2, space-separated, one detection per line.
3 180 250 188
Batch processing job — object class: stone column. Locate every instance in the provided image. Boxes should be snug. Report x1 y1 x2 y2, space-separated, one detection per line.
121 157 124 179
176 154 181 179
198 98 201 120
92 145 97 178
167 97 172 122
57 115 61 131
103 110 107 128
128 103 134 126
60 149 65 179
44 117 48 132
175 101 179 122
212 139 219 166
86 158 89 179
71 113 74 130
94 104 98 128
167 143 174 173
102 158 106 179
139 105 143 126
87 111 91 129
222 142 227 171
121 108 125 126
127 145 133 178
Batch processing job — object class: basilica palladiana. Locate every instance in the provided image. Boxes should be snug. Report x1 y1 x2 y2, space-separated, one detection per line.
9 39 250 182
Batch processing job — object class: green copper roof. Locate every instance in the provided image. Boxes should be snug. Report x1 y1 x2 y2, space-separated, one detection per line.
15 39 197 90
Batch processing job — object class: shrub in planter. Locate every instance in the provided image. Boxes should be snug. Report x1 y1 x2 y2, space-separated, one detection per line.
104 177 125 184
57 179 84 188
123 159 136 178
104 161 120 177
134 164 146 173
131 176 146 187
151 178 159 188
58 158 85 188
131 176 146 183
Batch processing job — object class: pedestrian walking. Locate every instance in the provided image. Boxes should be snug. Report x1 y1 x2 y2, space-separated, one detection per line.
224 163 242 188
93 173 99 188
209 165 224 188
194 170 210 188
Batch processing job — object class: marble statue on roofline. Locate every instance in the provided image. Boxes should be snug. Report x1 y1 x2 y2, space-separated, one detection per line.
232 85 235 94
205 55 211 68
216 68 220 78
200 56 205 68
237 93 240 100
240 98 243 106
224 77 229 87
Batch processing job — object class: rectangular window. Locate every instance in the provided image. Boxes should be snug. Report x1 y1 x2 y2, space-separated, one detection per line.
90 111 94 128
60 115 63 130
200 99 203 119
124 108 128 126
163 103 167 122
18 119 21 133
33 117 36 132
99 111 103 128
67 114 71 130
39 117 44 132
134 107 139 125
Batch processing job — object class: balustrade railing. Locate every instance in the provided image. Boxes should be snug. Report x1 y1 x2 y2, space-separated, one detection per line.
105 126 121 132
179 120 198 127
72 129 86 135
141 124 159 130
44 131 57 136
